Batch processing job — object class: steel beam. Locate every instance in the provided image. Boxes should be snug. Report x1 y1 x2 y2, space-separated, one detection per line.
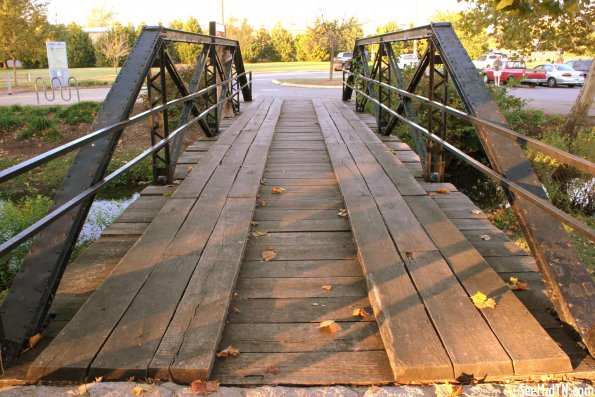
0 27 163 363
158 26 239 47
431 24 595 354
355 24 438 46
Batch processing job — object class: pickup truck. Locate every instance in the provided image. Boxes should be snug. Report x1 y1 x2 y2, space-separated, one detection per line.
483 60 547 85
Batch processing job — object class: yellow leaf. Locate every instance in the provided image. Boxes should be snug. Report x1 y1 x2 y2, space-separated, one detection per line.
216 345 240 358
132 385 155 396
319 320 341 334
94 376 103 383
163 191 173 197
445 381 464 396
352 308 370 318
508 276 529 291
436 187 450 194
251 230 268 237
261 248 276 261
187 166 193 173
509 276 518 284
496 0 515 10
322 284 333 291
190 380 221 395
272 187 286 194
471 291 497 309
28 333 42 349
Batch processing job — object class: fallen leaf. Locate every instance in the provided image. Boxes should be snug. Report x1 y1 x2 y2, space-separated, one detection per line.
28 333 42 349
480 234 491 241
445 381 463 397
231 307 241 314
187 166 193 173
428 192 437 199
472 209 482 215
190 380 221 395
319 320 341 334
261 247 276 261
352 308 370 318
265 365 280 375
257 197 267 207
436 187 451 194
261 178 267 185
338 209 349 218
216 346 240 358
272 187 286 194
251 230 268 237
508 276 529 291
127 376 136 382
322 284 333 291
132 385 155 396
94 376 103 383
165 184 175 187
144 377 160 384
471 291 497 309
163 191 173 197
251 221 259 226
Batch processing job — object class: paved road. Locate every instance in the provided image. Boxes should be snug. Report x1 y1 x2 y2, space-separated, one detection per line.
1 71 592 117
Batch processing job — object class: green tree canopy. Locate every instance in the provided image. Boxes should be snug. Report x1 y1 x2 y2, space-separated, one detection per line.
64 23 96 67
0 0 49 80
226 18 255 61
271 23 295 62
249 27 278 62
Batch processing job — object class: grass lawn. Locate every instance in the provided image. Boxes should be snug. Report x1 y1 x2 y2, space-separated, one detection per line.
0 67 117 89
245 62 329 72
278 78 343 87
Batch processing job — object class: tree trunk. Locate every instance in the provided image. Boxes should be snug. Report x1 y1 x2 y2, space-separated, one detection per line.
12 56 18 86
329 46 335 81
560 57 595 141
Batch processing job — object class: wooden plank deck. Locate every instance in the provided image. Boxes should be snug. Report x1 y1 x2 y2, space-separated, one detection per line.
11 97 592 386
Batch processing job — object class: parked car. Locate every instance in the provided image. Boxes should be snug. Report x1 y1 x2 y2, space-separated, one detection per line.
534 64 585 87
483 60 547 85
333 52 353 71
473 53 507 69
397 53 419 69
565 59 592 78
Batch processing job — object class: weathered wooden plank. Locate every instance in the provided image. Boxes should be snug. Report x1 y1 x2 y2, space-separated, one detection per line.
261 198 345 210
484 256 539 273
116 209 161 223
28 198 196 381
220 322 385 353
211 351 393 385
140 185 177 196
240 259 361 278
313 98 454 381
235 277 367 299
253 219 350 232
248 231 352 246
101 222 149 236
404 195 572 375
263 178 336 186
152 197 255 382
243 244 356 261
229 297 375 323
264 171 336 179
253 209 342 221
177 152 205 164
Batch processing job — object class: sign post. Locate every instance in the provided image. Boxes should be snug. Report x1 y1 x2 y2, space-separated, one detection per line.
46 42 69 88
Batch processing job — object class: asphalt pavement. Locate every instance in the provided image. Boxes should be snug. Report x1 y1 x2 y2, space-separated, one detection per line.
0 71 592 117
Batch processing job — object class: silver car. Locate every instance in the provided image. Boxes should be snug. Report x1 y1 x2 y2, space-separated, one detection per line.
534 64 585 87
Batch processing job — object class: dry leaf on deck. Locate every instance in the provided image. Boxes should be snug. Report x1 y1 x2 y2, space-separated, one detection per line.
272 187 286 194
352 308 370 318
322 285 333 291
471 291 497 309
508 276 529 291
445 381 463 397
251 221 259 226
265 365 280 375
251 230 268 237
231 307 241 314
436 187 451 194
257 197 267 207
261 178 267 185
28 333 42 349
319 320 341 334
187 166 194 173
132 385 155 396
338 209 349 218
190 380 221 395
480 234 491 241
472 209 482 215
127 376 136 382
262 247 277 262
216 346 240 358
163 191 173 197
94 376 103 383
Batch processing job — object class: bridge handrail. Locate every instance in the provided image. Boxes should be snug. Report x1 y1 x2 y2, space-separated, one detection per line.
0 76 250 259
345 71 595 176
343 70 595 243
0 71 252 185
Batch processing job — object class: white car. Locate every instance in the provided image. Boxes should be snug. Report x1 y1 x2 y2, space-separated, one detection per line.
473 53 507 69
397 54 419 69
534 64 585 87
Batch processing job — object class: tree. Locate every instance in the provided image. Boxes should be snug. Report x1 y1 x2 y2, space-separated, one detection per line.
430 11 491 59
86 5 115 27
250 27 278 62
65 23 96 67
0 0 49 82
295 31 327 62
226 18 255 61
271 23 295 62
459 0 595 138
168 17 202 64
96 26 131 73
309 15 363 80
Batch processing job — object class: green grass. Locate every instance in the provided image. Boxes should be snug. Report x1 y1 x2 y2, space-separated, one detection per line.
279 78 343 86
0 67 117 89
243 62 329 72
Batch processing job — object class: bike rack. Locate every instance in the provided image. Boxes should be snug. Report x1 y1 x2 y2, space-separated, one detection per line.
34 76 80 104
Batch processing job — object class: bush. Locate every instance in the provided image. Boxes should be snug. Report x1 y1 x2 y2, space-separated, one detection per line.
0 108 23 134
57 101 101 125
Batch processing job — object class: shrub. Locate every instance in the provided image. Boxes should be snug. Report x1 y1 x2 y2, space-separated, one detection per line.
57 101 102 125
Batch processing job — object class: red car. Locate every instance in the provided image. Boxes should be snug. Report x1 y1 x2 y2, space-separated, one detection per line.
483 60 547 85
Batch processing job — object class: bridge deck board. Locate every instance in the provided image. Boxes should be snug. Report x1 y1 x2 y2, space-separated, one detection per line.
19 97 586 386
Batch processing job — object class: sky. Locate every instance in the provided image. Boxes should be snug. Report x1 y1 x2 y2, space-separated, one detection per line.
46 0 468 35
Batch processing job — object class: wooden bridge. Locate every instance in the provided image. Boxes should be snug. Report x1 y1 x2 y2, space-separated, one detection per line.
1 24 594 386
